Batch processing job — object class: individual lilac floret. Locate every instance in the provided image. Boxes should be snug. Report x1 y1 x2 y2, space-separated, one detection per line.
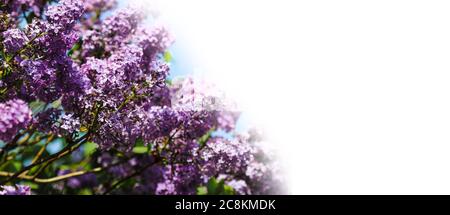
0 99 32 143
2 28 29 53
0 185 31 195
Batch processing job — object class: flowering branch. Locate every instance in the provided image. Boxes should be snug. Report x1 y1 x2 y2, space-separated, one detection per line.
0 0 283 195
1 133 90 184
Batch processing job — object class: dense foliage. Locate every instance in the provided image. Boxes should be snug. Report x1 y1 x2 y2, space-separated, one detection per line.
0 0 283 195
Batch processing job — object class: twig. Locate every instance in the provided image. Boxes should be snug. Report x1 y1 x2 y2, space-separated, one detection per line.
31 134 54 164
0 167 102 184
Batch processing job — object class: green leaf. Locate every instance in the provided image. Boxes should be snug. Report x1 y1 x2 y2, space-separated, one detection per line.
135 138 144 146
11 161 22 171
198 129 214 148
206 177 218 194
29 100 46 114
216 179 225 194
222 185 235 195
78 188 93 195
132 138 148 154
51 99 62 108
163 51 173 63
121 178 137 189
83 142 97 156
132 146 148 154
196 186 208 195
67 38 83 57
58 165 71 170
21 182 39 190
204 177 235 195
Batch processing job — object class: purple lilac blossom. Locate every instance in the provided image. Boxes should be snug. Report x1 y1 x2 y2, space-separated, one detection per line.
20 60 59 102
0 99 32 142
0 185 31 195
2 28 28 53
200 137 253 177
82 7 143 57
83 0 116 12
1 0 45 19
156 164 201 195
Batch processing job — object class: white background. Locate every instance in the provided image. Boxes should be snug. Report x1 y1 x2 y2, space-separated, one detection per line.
134 0 450 194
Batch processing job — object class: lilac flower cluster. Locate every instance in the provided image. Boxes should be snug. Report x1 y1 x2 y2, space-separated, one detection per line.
82 7 143 57
1 0 89 107
0 0 283 195
0 185 31 195
0 0 45 21
83 0 116 12
201 137 253 177
0 99 32 142
199 133 284 195
2 28 28 53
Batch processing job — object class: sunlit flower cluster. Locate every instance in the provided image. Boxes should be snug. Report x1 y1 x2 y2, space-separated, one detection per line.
0 0 283 195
